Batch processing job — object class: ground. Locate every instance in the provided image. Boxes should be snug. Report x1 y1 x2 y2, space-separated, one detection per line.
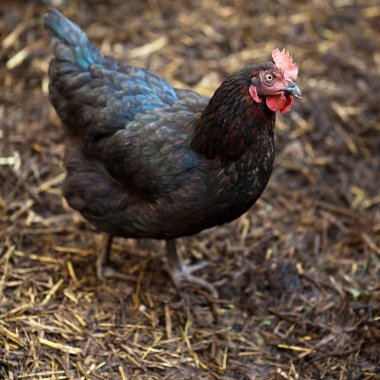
0 0 379 379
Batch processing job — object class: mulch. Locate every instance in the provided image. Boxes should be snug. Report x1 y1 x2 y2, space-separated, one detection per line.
0 0 379 378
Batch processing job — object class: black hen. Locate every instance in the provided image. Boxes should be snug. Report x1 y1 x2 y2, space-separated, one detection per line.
44 9 301 296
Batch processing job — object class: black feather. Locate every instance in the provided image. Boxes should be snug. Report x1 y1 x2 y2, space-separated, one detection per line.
45 9 276 240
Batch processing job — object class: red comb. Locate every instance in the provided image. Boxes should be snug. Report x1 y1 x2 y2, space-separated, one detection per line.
272 48 298 81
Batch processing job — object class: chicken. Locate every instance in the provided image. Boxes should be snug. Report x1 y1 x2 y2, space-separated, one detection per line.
44 9 301 297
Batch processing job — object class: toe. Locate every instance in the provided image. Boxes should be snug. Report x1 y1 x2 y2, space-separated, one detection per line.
170 269 218 298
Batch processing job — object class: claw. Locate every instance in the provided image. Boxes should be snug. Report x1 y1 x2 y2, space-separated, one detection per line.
97 264 134 282
169 264 218 298
96 234 133 282
165 240 218 298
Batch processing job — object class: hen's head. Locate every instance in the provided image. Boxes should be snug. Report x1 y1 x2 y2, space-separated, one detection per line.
249 48 301 114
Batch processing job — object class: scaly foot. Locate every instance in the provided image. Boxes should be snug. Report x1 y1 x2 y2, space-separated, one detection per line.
165 240 218 298
96 234 134 281
169 262 218 298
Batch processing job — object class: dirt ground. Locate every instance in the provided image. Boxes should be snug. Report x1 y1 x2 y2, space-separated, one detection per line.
1 0 379 379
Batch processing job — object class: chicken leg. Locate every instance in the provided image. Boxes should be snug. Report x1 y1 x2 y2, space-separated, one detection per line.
96 234 134 281
96 236 217 297
165 239 218 297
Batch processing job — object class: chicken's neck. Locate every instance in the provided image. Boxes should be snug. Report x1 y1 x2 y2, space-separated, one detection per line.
191 85 275 164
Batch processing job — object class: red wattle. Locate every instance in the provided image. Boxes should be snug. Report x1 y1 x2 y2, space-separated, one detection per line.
266 94 293 114
249 85 261 104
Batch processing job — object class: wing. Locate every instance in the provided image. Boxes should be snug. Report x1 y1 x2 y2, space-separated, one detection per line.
87 91 210 198
45 9 211 198
45 9 177 144
48 57 179 147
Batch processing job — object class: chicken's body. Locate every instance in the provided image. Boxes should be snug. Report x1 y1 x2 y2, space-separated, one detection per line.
44 9 300 296
62 91 274 241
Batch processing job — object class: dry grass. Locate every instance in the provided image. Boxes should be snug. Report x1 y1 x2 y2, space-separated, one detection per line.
1 0 379 378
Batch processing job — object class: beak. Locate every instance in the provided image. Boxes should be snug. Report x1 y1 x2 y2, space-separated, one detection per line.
283 82 302 98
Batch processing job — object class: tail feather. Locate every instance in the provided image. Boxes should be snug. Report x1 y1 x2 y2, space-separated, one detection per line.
44 8 104 70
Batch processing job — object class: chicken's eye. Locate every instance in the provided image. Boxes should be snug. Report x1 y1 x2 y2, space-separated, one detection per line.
265 73 274 82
